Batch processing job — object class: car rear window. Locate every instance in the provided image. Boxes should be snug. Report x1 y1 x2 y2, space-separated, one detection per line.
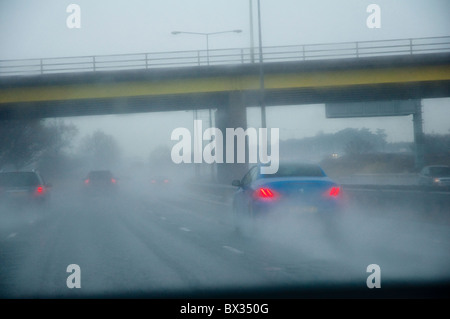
262 164 326 178
0 172 40 187
88 171 113 180
429 167 450 176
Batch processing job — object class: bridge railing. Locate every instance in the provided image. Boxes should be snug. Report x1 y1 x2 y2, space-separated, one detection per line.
1 36 449 76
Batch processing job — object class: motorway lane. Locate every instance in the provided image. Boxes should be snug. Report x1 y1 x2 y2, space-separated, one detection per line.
171 190 450 284
0 185 354 298
1 183 449 298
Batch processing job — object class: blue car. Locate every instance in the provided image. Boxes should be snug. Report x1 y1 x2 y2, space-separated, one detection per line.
231 163 345 234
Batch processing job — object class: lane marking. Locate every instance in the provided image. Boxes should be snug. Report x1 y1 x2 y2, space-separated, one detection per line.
6 232 17 240
223 245 244 255
179 227 191 232
264 266 282 271
186 195 232 207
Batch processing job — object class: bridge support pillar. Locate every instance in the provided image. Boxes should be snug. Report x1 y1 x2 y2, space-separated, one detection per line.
215 91 249 185
413 100 425 170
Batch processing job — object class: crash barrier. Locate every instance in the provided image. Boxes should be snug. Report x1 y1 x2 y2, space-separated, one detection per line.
336 173 419 186
187 181 450 218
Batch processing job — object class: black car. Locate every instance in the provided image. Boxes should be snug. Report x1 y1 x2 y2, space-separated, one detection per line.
0 171 51 206
150 176 171 186
83 170 118 195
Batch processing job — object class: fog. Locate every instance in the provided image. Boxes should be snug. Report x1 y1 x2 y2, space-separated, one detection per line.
63 97 449 161
1 0 449 59
1 168 449 298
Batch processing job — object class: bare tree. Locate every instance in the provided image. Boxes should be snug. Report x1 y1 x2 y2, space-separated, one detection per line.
78 130 121 168
0 120 48 170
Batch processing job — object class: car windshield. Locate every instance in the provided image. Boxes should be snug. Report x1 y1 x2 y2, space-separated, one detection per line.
0 0 449 304
429 167 450 176
0 172 40 187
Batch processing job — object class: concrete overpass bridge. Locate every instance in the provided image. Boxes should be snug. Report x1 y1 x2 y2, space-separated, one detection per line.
1 36 449 180
0 36 449 120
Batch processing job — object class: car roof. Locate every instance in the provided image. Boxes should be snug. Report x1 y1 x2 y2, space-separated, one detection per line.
422 165 450 170
88 170 113 175
0 171 43 186
256 162 326 175
0 170 41 176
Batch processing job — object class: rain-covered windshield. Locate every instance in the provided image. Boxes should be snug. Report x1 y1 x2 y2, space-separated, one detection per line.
0 0 449 305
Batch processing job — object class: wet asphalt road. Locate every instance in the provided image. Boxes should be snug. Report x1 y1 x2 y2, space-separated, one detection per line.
1 182 449 298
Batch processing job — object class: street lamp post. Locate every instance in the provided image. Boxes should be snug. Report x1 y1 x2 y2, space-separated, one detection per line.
256 0 266 129
249 0 255 63
172 29 242 180
171 29 242 65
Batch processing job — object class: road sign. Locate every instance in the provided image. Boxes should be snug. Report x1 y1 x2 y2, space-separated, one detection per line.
325 100 417 118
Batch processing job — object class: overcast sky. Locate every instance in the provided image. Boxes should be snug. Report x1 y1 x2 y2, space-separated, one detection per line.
1 0 449 160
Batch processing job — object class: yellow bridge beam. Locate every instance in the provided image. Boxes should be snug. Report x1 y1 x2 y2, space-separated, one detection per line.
1 65 449 104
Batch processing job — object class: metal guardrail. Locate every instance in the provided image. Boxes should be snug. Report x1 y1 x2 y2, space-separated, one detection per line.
1 36 449 76
188 180 450 197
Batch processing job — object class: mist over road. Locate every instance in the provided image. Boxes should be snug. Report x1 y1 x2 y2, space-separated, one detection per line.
1 178 449 298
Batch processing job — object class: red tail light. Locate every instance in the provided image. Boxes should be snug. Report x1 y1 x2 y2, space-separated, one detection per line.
35 185 45 196
111 178 116 184
163 179 169 183
328 186 341 197
254 187 278 200
84 179 90 184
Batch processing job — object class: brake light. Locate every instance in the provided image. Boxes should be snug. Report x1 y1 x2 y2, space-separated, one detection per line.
84 179 90 184
254 187 278 200
329 186 340 197
163 179 169 183
35 185 45 196
111 178 116 184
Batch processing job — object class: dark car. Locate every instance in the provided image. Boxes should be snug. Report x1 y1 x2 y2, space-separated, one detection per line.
150 176 171 185
83 170 118 195
0 171 51 206
231 163 346 234
418 165 450 187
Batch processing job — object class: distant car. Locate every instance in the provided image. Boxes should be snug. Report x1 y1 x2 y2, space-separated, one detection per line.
231 163 345 233
150 176 171 186
418 165 450 187
0 170 51 206
83 170 118 195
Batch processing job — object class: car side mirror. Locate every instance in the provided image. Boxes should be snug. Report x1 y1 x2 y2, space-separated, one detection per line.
231 180 242 187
